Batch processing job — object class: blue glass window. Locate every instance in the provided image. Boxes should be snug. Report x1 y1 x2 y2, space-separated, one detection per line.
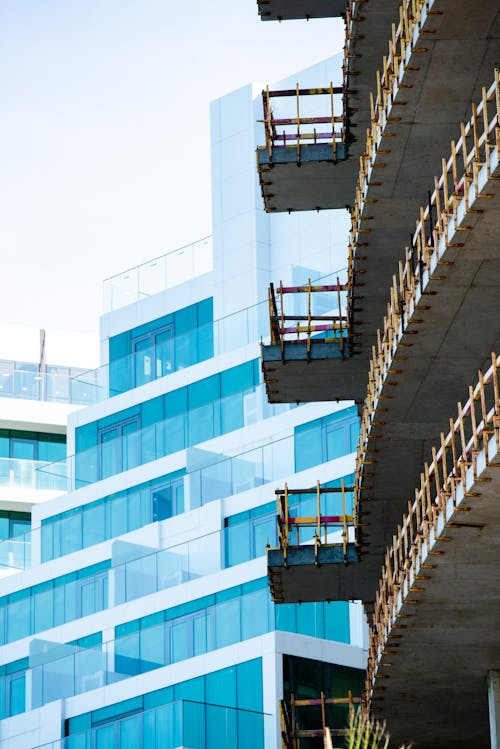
75 359 260 485
41 470 185 561
108 299 213 395
294 406 359 472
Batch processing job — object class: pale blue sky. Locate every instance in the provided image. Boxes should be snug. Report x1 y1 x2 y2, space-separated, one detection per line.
0 1 344 333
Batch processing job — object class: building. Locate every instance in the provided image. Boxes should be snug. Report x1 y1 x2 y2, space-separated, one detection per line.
0 56 369 749
256 2 500 748
0 324 98 577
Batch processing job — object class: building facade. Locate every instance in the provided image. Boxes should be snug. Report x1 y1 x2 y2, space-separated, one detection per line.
0 55 367 749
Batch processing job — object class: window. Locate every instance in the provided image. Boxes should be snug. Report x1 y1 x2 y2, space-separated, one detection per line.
98 417 140 479
75 359 260 485
108 299 213 395
294 407 358 473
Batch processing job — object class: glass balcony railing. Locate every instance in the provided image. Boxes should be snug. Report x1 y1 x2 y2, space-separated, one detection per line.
71 299 268 401
0 530 31 571
0 457 66 492
0 365 100 405
103 236 213 313
35 383 294 491
34 700 272 749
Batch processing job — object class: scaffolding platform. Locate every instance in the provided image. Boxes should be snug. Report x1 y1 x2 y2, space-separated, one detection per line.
257 0 348 21
261 280 366 403
268 483 372 604
256 85 355 212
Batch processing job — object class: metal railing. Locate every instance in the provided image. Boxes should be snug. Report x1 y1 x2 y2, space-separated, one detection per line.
267 270 353 357
365 352 500 702
355 70 500 518
259 84 346 163
268 278 351 353
274 480 355 565
103 235 213 312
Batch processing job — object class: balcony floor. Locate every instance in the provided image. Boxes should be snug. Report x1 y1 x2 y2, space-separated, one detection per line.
257 143 354 212
261 341 367 404
257 0 347 21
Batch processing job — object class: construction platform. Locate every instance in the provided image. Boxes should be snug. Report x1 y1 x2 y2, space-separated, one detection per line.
261 279 368 403
256 86 354 212
355 77 500 595
267 483 375 605
257 144 353 212
365 362 500 748
267 74 500 609
256 0 347 21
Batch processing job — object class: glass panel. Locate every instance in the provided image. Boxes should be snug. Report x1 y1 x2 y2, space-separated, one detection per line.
325 425 347 461
134 338 155 388
120 714 141 749
122 421 140 472
140 623 166 672
99 428 119 479
9 673 25 716
170 619 192 663
215 599 240 648
11 439 36 460
155 328 174 378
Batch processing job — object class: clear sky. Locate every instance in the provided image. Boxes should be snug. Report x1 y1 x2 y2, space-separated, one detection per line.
0 0 344 334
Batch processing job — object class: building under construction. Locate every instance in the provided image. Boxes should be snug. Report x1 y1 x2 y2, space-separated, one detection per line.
257 1 500 747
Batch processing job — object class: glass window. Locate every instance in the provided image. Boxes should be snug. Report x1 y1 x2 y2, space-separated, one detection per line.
241 588 268 640
140 623 166 672
7 597 30 641
170 618 192 663
294 420 322 472
83 501 106 548
215 599 240 649
225 521 251 568
115 632 141 676
9 672 25 716
325 425 347 461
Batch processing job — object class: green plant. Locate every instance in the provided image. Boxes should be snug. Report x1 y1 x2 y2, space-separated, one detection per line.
344 707 409 749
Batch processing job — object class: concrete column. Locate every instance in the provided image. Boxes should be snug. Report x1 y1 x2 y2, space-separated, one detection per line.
488 671 500 749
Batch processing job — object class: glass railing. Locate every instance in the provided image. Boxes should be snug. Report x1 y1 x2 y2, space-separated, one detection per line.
103 236 213 312
0 468 353 643
0 530 31 571
0 457 66 492
9 578 348 715
71 300 269 401
0 366 100 405
34 700 272 749
93 266 348 401
36 383 293 491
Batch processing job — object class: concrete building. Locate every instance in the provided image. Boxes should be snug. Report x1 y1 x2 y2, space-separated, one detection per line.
0 58 368 749
256 2 500 748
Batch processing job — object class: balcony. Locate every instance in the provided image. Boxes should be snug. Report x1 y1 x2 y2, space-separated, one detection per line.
256 85 356 212
365 357 500 748
353 71 500 594
256 0 348 21
267 481 374 603
261 276 367 403
103 235 213 313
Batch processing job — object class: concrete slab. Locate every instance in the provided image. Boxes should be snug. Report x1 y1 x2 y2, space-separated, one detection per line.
261 341 367 403
268 543 375 603
257 143 353 212
256 0 347 21
369 445 500 748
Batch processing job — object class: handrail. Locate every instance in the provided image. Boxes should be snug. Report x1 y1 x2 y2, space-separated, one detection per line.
267 277 352 358
355 69 500 526
274 480 355 565
365 352 500 702
260 83 346 163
